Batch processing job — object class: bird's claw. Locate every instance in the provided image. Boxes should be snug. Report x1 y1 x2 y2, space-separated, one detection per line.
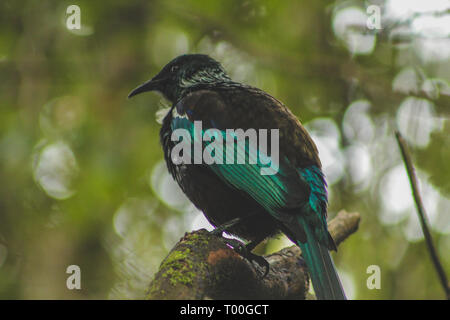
211 227 225 237
249 254 270 278
211 217 243 237
214 235 270 278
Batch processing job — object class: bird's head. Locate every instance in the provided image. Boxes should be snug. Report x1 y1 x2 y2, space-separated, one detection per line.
128 54 230 103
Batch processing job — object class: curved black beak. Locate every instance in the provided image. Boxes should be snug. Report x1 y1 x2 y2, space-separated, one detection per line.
127 78 164 99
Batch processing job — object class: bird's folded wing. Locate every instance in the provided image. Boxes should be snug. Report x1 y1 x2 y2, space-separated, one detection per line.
170 89 313 222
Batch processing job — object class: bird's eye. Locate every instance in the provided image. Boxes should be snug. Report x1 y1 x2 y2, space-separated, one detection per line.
170 65 179 73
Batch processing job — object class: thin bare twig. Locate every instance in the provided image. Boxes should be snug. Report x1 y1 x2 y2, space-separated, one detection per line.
395 131 450 300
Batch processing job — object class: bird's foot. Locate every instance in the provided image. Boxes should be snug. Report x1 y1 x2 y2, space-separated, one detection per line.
218 236 270 278
211 211 260 237
211 217 243 237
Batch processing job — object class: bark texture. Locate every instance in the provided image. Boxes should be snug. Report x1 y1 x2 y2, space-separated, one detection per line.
147 210 360 300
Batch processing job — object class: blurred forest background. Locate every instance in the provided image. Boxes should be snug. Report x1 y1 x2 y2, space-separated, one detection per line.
0 0 449 299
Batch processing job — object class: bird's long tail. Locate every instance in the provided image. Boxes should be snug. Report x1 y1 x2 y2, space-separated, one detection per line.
297 218 346 300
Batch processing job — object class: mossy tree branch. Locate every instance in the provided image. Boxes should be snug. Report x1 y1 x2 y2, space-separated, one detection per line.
146 210 360 300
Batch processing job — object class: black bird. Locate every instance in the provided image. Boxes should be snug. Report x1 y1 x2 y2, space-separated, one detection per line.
128 54 346 300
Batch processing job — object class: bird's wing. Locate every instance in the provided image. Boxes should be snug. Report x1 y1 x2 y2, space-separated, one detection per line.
170 88 328 241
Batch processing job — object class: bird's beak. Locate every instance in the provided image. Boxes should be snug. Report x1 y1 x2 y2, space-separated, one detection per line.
127 78 164 99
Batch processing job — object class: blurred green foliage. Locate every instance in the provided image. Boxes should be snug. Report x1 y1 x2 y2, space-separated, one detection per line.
0 0 448 299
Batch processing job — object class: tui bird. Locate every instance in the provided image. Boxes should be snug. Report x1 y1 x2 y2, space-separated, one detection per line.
128 54 346 300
